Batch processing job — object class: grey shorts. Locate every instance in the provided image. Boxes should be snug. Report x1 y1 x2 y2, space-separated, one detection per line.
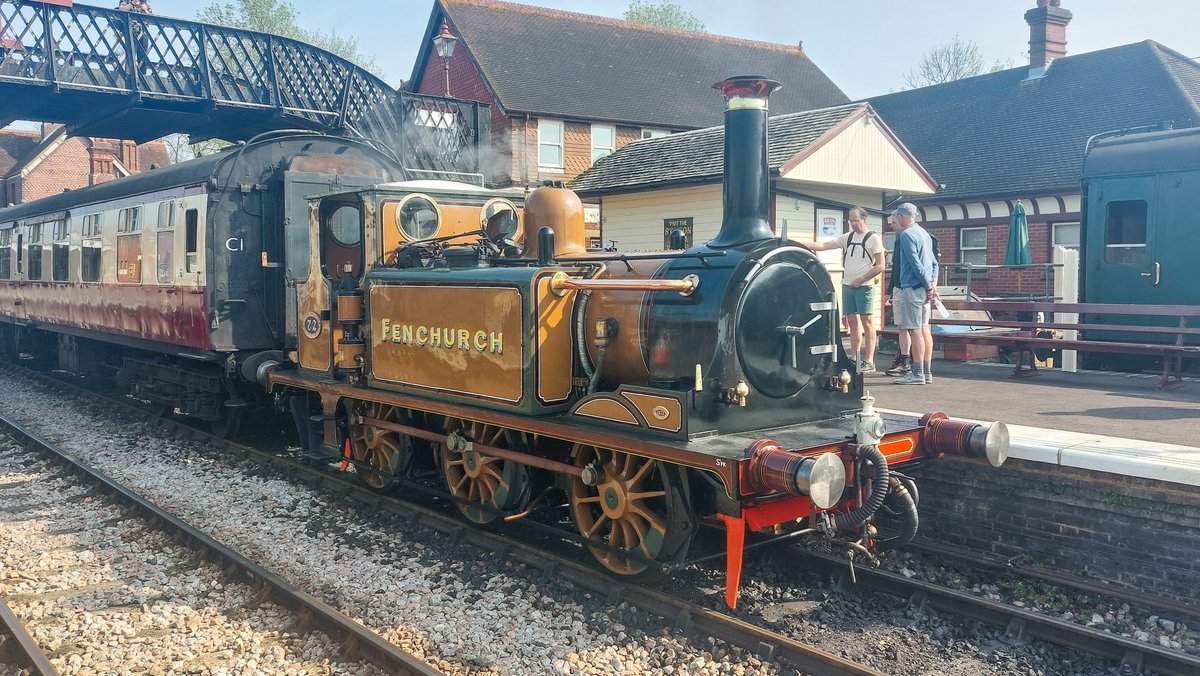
896 287 930 330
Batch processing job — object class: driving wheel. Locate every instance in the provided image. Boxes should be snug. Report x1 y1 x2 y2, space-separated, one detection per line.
438 417 531 524
568 444 693 576
347 400 423 491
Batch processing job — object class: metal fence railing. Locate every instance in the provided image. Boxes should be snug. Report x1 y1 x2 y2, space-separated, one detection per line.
0 0 488 176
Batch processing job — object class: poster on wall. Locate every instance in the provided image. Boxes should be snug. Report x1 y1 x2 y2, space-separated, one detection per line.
663 217 694 249
815 208 843 242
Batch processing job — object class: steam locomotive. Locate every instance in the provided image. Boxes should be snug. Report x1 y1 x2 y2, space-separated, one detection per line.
0 74 1008 605
248 77 1010 607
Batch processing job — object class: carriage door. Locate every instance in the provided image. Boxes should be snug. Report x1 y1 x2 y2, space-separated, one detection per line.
1086 176 1156 308
1149 170 1193 308
294 194 364 373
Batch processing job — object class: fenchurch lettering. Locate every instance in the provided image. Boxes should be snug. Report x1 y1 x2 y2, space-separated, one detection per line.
379 318 503 354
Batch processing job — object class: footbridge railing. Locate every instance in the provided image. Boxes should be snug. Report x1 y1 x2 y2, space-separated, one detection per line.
0 0 488 176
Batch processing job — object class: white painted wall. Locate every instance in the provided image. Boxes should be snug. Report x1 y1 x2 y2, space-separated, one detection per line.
781 115 935 194
599 184 723 251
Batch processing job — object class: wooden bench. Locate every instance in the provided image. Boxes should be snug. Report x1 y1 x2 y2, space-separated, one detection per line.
881 301 1200 389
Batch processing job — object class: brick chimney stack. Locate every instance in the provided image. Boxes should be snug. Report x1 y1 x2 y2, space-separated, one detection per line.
1025 0 1072 69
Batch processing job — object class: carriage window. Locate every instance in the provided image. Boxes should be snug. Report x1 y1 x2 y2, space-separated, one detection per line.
82 243 101 283
395 195 440 240
0 229 9 279
158 201 175 229
185 209 199 273
27 245 42 280
118 207 142 233
157 231 173 284
83 213 104 237
52 244 69 281
1104 200 1147 265
52 219 68 241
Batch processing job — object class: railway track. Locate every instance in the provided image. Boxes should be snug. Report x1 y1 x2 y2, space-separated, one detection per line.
2 365 886 676
8 362 1200 674
0 414 439 676
786 547 1200 676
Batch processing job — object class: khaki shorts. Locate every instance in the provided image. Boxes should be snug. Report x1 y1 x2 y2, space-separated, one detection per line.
896 287 930 330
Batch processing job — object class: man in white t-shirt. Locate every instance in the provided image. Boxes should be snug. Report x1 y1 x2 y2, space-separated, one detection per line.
800 206 885 372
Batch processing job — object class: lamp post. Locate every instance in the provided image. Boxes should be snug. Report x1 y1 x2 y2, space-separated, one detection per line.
432 21 457 97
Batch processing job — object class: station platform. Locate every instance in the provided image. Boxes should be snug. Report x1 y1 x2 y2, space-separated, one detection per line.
867 357 1200 487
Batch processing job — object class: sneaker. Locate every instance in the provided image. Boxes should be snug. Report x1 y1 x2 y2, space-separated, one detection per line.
859 361 876 374
925 372 933 384
893 372 926 385
884 358 911 377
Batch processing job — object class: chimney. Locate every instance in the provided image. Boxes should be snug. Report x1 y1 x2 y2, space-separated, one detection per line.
1025 0 1072 70
709 76 781 249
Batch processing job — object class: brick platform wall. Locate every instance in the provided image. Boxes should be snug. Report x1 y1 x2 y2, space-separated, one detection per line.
911 456 1200 604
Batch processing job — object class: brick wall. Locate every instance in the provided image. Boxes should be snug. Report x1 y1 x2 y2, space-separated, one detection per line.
414 40 513 185
22 137 92 201
912 456 1200 604
3 133 170 206
413 39 665 188
926 217 1076 298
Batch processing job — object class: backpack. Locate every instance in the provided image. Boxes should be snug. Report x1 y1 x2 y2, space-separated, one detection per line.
843 230 877 266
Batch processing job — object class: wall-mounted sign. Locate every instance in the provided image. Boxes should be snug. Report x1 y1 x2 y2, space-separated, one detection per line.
815 208 843 242
663 217 694 249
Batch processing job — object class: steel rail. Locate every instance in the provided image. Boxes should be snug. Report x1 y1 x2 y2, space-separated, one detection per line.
907 539 1200 621
0 412 442 676
792 547 1200 676
2 365 882 676
0 595 58 675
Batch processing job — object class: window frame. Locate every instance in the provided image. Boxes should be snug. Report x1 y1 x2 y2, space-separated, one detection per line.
1051 221 1080 250
537 118 564 170
959 226 988 266
641 128 669 140
1103 200 1147 266
118 206 142 233
590 123 615 163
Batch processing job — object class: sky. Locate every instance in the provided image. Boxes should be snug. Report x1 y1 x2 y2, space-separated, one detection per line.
138 0 1200 99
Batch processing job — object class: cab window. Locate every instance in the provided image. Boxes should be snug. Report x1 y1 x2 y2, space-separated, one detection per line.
320 200 362 280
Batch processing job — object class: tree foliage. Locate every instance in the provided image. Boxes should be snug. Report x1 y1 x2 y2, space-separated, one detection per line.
162 135 230 163
623 1 706 32
903 35 992 88
197 0 380 75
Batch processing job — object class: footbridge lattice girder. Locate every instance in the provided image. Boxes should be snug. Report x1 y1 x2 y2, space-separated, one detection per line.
0 0 486 177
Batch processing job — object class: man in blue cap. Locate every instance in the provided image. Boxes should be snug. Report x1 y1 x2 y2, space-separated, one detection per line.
890 203 938 385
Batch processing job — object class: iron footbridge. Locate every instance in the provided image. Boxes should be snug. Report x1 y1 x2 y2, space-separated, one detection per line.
0 0 487 175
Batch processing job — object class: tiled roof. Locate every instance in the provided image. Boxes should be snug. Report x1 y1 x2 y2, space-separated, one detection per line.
0 130 39 177
137 140 171 170
866 40 1200 202
570 103 864 195
423 0 848 129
